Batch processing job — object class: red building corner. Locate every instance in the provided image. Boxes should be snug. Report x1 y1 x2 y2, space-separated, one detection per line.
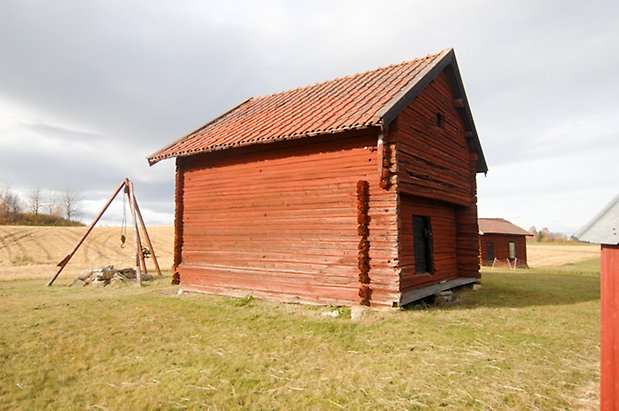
575 194 619 411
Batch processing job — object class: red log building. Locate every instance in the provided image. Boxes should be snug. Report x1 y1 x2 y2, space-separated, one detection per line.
478 218 532 268
148 49 487 307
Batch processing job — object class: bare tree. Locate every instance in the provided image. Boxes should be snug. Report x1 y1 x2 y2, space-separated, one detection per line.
0 180 22 216
45 192 59 215
6 192 22 215
60 188 81 221
0 181 7 217
0 191 22 216
29 187 42 216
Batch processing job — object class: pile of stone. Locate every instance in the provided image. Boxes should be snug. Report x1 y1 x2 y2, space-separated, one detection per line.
72 265 153 287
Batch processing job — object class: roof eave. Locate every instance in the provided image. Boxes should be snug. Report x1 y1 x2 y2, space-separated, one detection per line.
480 231 534 236
147 123 381 165
147 98 253 166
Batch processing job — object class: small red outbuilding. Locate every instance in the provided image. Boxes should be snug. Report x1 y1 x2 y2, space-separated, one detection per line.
478 218 532 268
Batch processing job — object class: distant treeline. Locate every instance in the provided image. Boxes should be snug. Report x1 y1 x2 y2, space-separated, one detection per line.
527 226 570 242
0 212 84 227
1 180 84 226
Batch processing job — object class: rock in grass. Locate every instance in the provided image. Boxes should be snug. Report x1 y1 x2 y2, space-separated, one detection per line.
119 268 136 279
71 279 86 287
109 277 124 287
351 306 365 321
78 270 93 281
91 279 106 287
321 310 341 318
72 265 154 287
101 265 115 281
434 290 454 305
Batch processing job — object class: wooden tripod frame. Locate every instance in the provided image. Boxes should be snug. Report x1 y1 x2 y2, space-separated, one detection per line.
46 178 162 286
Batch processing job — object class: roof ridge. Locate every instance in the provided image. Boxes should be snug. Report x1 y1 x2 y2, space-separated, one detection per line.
146 48 488 167
208 51 444 140
249 50 445 103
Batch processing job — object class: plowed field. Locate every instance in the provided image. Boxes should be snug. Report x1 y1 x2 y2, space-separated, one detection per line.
527 242 599 267
0 225 174 283
0 226 600 283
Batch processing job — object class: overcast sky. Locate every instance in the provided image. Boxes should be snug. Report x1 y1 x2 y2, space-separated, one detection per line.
1 0 617 233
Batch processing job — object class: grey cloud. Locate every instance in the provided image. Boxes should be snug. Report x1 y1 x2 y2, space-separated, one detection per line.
0 0 618 229
19 122 106 143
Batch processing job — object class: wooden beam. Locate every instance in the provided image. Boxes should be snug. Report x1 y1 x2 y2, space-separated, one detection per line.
46 181 126 286
400 277 478 306
132 193 163 277
126 179 145 286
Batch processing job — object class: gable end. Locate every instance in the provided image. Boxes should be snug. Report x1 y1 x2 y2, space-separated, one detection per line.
377 49 487 173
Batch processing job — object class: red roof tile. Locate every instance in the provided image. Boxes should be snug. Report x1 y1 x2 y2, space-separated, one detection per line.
478 218 533 236
148 49 453 165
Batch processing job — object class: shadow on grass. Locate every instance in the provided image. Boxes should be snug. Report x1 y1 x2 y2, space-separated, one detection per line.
464 273 599 309
405 266 600 311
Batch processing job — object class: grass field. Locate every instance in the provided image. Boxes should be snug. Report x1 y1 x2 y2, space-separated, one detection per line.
0 226 601 409
527 242 599 267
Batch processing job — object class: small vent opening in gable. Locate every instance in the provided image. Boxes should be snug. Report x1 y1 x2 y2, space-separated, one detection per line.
436 113 444 128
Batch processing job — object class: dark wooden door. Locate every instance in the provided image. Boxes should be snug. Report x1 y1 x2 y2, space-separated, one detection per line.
486 242 495 261
413 215 434 274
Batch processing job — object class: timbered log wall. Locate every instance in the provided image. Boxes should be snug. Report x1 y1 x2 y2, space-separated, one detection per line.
171 66 483 307
171 159 184 285
455 152 481 278
176 131 400 306
395 70 473 206
394 68 481 296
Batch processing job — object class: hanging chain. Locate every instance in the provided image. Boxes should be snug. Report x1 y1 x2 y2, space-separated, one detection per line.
120 190 127 248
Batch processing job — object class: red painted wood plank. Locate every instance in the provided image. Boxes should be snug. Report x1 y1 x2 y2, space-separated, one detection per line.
178 132 400 306
601 245 619 411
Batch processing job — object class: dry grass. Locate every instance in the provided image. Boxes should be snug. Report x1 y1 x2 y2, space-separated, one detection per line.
0 263 601 409
0 226 601 409
0 226 174 282
527 242 599 267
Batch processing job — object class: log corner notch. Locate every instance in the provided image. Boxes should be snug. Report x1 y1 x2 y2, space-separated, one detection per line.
377 126 398 190
453 98 465 109
357 180 372 306
171 159 184 285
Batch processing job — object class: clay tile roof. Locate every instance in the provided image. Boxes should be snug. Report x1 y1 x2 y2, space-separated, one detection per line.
478 218 533 236
148 48 486 172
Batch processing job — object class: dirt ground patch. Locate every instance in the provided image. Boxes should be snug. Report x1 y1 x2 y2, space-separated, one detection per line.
0 225 174 283
527 243 599 267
